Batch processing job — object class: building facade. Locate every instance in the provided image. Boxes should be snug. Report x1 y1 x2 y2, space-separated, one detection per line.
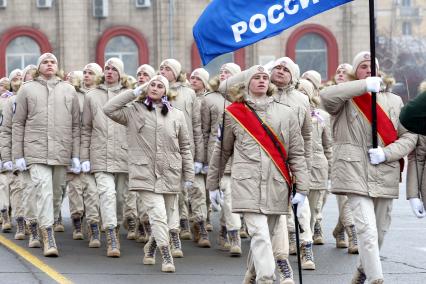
0 0 372 80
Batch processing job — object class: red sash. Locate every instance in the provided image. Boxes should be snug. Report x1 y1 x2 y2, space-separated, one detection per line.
226 102 291 187
352 93 404 172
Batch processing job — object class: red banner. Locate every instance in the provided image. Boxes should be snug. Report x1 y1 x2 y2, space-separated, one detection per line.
226 102 291 186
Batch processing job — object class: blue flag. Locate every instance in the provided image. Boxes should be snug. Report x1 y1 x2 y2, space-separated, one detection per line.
193 0 353 65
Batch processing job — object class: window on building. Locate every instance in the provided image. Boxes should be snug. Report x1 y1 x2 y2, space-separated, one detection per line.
402 22 412 35
5 36 41 75
105 35 139 77
203 53 234 77
402 0 411 7
295 33 327 79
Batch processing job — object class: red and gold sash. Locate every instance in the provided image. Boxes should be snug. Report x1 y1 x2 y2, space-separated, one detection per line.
226 102 291 187
352 93 404 172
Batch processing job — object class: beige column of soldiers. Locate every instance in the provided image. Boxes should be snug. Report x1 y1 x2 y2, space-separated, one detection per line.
134 64 156 243
0 69 24 239
207 65 309 284
327 63 360 254
158 59 204 258
269 57 316 270
321 51 417 284
80 58 137 258
103 74 195 273
297 77 333 248
65 63 103 247
12 53 81 257
203 63 244 256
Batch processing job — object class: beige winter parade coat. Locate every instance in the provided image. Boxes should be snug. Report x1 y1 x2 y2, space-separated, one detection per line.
12 78 81 166
103 90 194 193
206 95 309 215
320 79 417 198
406 135 426 205
81 84 129 173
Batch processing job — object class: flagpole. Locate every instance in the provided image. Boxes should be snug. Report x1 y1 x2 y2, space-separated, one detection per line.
369 0 378 148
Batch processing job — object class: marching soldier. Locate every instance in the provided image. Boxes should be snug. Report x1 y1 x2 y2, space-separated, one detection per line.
12 53 81 257
159 59 203 257
80 58 135 257
103 74 194 273
207 65 309 284
320 51 417 283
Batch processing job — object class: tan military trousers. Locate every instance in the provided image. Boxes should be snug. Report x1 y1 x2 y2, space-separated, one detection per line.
244 213 281 284
287 198 313 242
67 173 100 223
347 194 393 282
0 171 24 218
178 174 208 222
20 171 37 222
336 195 355 227
219 175 241 231
29 165 66 228
308 189 328 230
94 172 137 229
52 166 66 221
139 191 179 246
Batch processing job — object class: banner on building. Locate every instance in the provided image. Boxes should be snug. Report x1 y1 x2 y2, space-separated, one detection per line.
193 0 353 65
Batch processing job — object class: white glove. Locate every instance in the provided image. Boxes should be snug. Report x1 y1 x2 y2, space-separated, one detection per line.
15 158 27 172
368 147 386 165
81 161 91 173
209 189 224 211
366 77 382 93
194 162 203 174
184 181 193 190
409 198 426 218
70 157 81 174
133 84 145 97
327 179 332 190
3 161 13 172
201 165 209 175
291 192 306 218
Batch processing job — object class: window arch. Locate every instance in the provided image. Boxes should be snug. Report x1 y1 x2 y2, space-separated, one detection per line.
0 27 52 77
191 42 246 76
286 24 338 81
96 26 149 77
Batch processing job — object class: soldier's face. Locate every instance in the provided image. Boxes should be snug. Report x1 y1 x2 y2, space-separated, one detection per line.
137 71 151 85
0 82 8 94
24 70 35 82
39 59 58 78
104 64 120 85
147 80 166 102
190 76 204 92
335 68 348 84
271 65 291 87
249 73 269 97
11 75 22 92
83 69 96 87
159 66 175 83
356 61 371 80
219 69 232 81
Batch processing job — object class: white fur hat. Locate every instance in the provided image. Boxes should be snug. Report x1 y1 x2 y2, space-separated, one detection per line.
191 68 210 89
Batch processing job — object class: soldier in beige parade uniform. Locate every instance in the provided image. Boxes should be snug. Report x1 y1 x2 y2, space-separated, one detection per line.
66 63 102 247
298 79 333 245
269 57 315 269
406 81 426 219
320 51 417 283
1 65 42 248
188 67 211 248
104 75 194 273
81 58 135 257
207 65 309 284
12 53 81 257
159 58 203 257
134 63 156 243
326 63 360 253
0 69 22 238
203 62 243 256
